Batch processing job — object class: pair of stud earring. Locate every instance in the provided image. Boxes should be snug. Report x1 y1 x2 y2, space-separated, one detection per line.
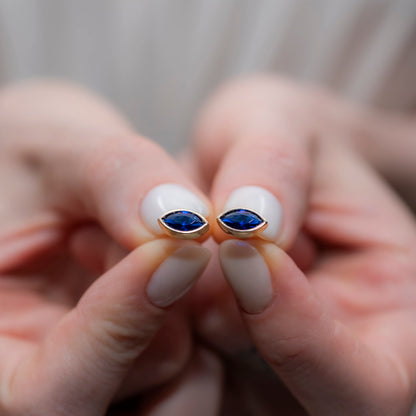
158 208 267 239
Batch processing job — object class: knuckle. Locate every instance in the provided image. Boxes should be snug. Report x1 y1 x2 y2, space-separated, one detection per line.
81 134 167 193
271 143 311 186
82 134 138 180
220 75 301 101
204 75 322 126
369 250 416 286
86 134 168 175
238 138 311 188
81 136 126 192
218 74 322 117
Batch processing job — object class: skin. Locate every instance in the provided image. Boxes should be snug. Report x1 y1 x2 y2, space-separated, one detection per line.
0 76 416 414
189 76 416 415
0 81 213 415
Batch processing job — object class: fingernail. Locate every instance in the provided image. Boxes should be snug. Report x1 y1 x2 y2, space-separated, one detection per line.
222 186 282 241
219 240 272 314
146 243 211 307
141 184 209 235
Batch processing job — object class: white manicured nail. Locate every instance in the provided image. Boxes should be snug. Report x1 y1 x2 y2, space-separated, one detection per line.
223 186 283 241
141 184 209 235
219 240 272 314
146 244 211 307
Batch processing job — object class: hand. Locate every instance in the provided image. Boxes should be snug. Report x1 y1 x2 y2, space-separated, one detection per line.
0 81 212 415
190 76 416 415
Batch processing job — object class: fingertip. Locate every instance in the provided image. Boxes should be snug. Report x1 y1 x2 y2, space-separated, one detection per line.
212 186 288 249
219 240 274 314
250 239 290 270
146 241 211 308
251 240 313 304
140 183 212 242
224 186 283 240
219 238 312 318
81 136 212 249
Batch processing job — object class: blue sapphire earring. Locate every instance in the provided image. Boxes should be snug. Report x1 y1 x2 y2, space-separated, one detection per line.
158 209 209 239
217 208 268 238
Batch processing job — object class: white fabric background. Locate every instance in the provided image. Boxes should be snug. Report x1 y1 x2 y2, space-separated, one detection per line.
0 0 415 153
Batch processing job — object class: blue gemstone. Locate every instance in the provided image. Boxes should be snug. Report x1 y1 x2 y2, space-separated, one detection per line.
162 210 205 232
220 209 264 230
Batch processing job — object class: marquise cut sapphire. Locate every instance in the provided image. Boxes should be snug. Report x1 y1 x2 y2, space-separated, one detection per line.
161 210 206 232
219 209 264 230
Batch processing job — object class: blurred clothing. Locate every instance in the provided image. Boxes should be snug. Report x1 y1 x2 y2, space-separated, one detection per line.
0 0 415 152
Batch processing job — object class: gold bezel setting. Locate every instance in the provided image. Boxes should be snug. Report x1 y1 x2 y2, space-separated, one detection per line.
158 209 209 240
216 208 268 238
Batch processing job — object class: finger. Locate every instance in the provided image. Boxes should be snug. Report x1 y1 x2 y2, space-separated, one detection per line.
45 135 211 248
306 139 416 249
194 77 314 248
0 82 211 249
190 238 253 355
139 348 223 416
0 214 64 273
4 239 210 416
81 138 211 247
219 240 408 416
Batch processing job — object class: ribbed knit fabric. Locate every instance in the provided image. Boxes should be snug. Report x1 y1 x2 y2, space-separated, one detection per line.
0 0 415 151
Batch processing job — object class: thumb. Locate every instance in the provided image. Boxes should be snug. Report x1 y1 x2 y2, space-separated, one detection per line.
6 239 210 416
219 240 404 416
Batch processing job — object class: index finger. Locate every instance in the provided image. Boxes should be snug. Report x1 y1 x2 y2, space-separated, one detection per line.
194 77 315 248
